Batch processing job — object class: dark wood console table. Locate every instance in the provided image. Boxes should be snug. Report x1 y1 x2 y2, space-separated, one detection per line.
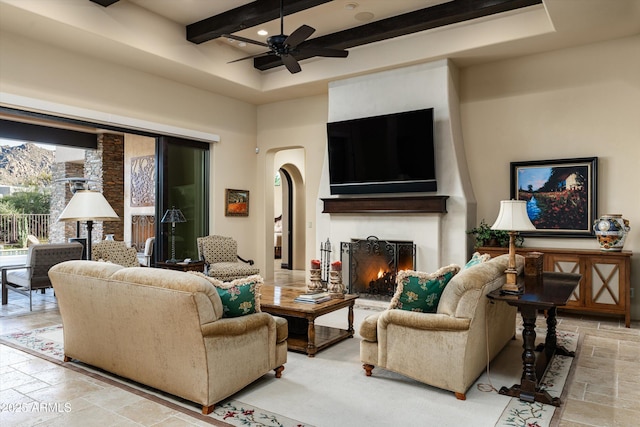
487 272 581 406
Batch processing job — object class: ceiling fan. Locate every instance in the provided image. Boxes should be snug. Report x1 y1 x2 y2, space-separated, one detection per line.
224 0 349 74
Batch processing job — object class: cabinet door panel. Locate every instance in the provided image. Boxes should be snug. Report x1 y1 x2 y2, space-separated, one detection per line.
588 259 624 310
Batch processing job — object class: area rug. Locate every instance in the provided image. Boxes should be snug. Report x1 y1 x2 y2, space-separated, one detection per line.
495 328 579 427
0 325 310 427
1 318 578 427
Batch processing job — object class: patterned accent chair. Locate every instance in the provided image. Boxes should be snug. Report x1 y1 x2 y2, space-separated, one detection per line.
197 235 259 281
1 242 84 310
92 240 140 267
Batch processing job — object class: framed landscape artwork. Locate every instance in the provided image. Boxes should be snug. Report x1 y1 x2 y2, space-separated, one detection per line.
510 157 597 237
225 189 249 217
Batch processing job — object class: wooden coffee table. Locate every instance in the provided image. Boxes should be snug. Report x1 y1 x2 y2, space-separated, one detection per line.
260 285 358 357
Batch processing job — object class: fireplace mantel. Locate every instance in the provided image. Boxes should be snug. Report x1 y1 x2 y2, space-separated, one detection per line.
322 196 448 214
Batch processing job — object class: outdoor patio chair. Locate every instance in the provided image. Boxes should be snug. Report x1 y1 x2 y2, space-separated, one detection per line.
137 237 155 267
1 242 84 310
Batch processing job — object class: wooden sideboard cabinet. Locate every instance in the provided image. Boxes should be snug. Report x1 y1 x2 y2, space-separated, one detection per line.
478 247 633 327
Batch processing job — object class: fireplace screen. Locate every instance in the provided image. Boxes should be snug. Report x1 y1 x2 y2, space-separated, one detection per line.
341 236 416 300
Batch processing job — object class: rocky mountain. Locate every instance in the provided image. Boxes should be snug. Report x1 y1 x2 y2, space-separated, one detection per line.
0 143 54 187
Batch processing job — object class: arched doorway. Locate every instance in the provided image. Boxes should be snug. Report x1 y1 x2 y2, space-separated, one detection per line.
273 151 306 272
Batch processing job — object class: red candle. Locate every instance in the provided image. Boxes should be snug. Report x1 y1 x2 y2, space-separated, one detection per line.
311 259 321 269
331 261 342 271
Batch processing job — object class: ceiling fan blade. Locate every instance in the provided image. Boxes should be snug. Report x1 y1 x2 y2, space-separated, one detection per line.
222 34 268 48
284 24 315 48
227 51 272 64
299 47 349 58
281 54 302 74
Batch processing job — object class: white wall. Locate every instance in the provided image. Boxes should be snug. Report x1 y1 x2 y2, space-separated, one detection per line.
460 35 640 319
257 95 328 278
319 60 474 272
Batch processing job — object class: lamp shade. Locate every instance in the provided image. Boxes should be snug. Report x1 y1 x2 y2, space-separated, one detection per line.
491 200 536 231
57 190 119 222
161 207 186 224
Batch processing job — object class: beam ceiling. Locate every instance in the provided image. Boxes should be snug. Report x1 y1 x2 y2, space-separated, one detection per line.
255 0 542 71
187 0 333 45
87 0 542 72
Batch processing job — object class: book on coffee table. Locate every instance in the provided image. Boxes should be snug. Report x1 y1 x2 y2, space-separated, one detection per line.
294 292 331 304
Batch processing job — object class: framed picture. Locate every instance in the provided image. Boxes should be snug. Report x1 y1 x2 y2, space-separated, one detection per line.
225 189 250 217
510 157 597 237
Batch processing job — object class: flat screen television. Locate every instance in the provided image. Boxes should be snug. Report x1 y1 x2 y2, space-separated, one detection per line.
327 108 436 195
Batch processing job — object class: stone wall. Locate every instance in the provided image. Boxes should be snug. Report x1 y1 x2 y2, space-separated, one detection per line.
51 133 124 245
85 133 124 241
100 133 124 240
49 162 83 244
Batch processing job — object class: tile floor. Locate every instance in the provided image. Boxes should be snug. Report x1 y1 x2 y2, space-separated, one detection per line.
1 266 639 426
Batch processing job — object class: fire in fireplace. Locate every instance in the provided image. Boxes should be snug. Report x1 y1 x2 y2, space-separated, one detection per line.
341 236 416 300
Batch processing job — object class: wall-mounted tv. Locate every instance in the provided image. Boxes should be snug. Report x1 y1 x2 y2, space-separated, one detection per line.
327 108 436 195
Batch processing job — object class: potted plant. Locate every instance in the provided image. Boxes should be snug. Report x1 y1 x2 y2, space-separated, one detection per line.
467 219 524 249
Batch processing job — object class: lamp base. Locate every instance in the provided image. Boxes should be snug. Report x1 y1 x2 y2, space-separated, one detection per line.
501 269 521 294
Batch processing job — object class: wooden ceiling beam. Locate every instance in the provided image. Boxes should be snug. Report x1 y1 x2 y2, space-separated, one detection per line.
187 0 333 45
254 0 542 71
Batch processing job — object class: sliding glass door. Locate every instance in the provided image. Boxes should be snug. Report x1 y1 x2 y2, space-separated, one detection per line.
156 137 209 262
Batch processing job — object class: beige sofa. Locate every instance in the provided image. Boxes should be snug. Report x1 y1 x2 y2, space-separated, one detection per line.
49 260 288 414
359 254 522 400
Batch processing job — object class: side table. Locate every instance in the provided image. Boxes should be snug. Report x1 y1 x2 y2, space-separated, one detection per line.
156 260 205 273
487 272 581 406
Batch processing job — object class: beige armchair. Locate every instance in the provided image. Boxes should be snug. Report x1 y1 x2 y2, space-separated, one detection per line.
197 235 259 281
92 240 140 267
1 242 84 310
359 254 522 400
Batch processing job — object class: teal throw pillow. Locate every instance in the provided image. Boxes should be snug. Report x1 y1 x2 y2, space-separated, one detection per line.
214 276 262 318
463 252 491 270
390 265 460 313
189 272 263 318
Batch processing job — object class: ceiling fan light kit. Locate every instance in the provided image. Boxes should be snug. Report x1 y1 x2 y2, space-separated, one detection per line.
225 0 348 74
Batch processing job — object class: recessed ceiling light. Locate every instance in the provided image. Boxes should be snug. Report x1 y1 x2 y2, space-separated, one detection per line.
345 3 359 10
238 42 246 47
257 29 268 36
355 11 375 22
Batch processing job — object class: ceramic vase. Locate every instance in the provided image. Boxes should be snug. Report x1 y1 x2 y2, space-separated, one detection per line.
594 214 630 251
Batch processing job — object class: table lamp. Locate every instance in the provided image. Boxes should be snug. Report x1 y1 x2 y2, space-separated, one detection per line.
491 200 536 293
57 190 120 260
161 206 186 262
